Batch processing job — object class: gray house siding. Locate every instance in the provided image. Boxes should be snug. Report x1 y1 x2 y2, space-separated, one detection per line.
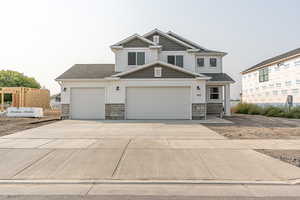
120 64 195 79
146 33 188 51
122 38 149 48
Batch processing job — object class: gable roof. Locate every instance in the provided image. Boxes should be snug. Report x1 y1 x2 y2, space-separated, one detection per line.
111 34 157 47
167 31 227 55
112 61 210 79
242 48 300 74
143 29 197 50
55 64 115 80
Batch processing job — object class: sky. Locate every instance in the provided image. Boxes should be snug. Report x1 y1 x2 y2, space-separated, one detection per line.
0 0 300 99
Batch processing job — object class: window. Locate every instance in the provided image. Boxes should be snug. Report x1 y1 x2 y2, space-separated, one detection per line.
273 90 278 95
209 58 217 67
137 52 145 65
259 67 269 82
295 61 300 66
292 89 299 93
154 67 162 77
269 84 274 88
285 81 292 86
284 64 290 69
167 55 184 67
209 87 220 100
128 52 136 65
296 80 300 84
197 58 205 67
276 83 282 88
281 90 288 94
128 52 145 66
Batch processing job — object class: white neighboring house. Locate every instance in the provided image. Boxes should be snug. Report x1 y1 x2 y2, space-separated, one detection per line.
56 29 234 120
241 48 300 106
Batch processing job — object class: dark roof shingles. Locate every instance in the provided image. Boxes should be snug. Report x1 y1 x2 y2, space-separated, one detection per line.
243 48 300 73
202 73 235 82
56 64 115 79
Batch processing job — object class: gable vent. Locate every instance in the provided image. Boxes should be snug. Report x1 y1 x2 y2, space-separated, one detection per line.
153 35 159 44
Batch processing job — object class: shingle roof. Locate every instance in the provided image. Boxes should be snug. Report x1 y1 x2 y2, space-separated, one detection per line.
56 64 115 80
202 73 235 82
167 31 226 54
242 48 300 74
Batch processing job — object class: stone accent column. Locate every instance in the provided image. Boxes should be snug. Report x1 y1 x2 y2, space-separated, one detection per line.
224 84 231 116
105 104 125 120
61 104 70 119
192 103 206 120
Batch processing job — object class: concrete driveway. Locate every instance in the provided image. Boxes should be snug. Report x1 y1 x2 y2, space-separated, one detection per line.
1 120 300 183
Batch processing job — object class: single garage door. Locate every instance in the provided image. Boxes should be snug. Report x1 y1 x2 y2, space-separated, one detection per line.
126 87 190 119
71 88 105 119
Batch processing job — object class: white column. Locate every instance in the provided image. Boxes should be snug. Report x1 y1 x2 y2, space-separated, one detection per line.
224 84 231 116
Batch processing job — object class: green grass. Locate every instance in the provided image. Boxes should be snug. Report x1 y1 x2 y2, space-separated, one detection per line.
233 103 300 119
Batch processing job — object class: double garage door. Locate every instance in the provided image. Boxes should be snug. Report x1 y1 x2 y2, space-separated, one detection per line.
70 87 190 120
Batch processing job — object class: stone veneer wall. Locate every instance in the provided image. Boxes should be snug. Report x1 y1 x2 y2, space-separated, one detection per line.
61 104 70 119
192 103 206 120
105 104 125 120
207 103 223 114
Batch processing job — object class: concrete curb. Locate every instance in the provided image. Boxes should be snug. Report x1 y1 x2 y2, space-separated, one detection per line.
0 179 299 185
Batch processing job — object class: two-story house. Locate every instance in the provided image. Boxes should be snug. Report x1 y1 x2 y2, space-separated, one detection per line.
241 48 300 106
56 29 234 120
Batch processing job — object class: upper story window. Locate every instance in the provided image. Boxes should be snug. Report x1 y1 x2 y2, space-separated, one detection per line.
209 58 217 67
295 61 300 66
167 55 184 67
197 58 205 67
128 52 145 66
259 67 269 82
285 81 292 86
296 80 300 84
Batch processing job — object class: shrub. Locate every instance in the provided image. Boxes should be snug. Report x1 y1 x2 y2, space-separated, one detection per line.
263 106 285 117
233 103 300 119
248 104 262 115
234 103 252 114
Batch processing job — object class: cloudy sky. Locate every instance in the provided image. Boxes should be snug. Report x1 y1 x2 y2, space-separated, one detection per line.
0 0 299 98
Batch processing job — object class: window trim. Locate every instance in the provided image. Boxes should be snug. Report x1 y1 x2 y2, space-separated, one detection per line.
167 55 184 67
259 67 269 82
209 58 217 67
128 51 145 66
207 86 222 102
196 57 205 67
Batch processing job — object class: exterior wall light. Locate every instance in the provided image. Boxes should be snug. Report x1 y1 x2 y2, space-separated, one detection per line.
196 86 201 90
63 87 67 92
116 86 120 91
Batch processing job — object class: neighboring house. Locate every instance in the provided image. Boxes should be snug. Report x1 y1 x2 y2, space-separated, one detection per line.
56 29 234 120
50 93 61 109
241 48 300 106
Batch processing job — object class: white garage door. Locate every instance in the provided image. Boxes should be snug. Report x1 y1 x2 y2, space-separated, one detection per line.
71 88 105 119
126 87 190 119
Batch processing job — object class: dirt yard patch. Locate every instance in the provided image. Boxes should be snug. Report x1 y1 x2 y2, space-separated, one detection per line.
257 150 300 168
204 114 300 167
204 114 300 139
0 116 60 137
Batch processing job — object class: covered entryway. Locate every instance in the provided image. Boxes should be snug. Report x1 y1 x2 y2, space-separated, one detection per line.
70 88 105 119
126 87 191 119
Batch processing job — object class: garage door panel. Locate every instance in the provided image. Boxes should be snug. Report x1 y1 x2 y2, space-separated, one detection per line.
71 88 105 119
126 87 190 119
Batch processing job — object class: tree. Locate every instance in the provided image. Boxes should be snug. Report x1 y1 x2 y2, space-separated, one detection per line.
0 70 41 89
